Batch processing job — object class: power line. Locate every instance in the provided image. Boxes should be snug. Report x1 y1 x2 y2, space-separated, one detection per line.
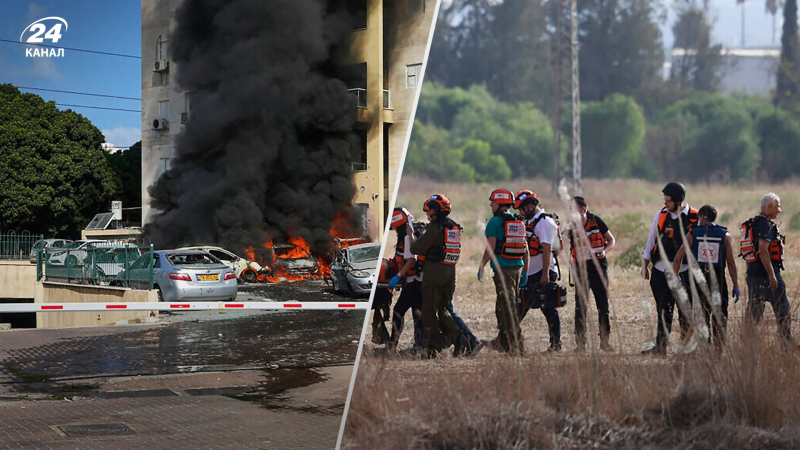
16 85 140 101
57 103 141 113
0 38 140 59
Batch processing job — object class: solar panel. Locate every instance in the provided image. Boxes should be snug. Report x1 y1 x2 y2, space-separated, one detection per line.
85 213 115 230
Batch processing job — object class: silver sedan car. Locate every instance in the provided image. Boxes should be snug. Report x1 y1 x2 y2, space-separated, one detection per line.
119 250 238 301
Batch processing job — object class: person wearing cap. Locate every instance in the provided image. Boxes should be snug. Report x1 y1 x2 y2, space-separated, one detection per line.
478 189 529 355
411 194 467 358
569 196 616 353
515 190 563 353
641 182 699 356
384 207 426 355
672 204 740 351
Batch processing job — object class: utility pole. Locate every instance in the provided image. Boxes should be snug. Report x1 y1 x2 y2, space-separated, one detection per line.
571 0 582 195
551 0 571 193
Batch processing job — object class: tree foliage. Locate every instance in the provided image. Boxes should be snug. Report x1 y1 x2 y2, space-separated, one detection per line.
651 94 760 182
670 8 723 92
777 0 800 110
0 84 118 237
580 94 646 178
105 141 142 209
577 0 665 103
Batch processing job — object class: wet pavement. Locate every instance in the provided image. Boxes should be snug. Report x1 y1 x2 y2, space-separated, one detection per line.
0 279 367 449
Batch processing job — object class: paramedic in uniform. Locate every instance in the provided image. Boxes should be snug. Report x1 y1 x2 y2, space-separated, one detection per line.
742 193 792 343
478 189 529 355
515 190 563 353
411 194 467 358
569 196 616 353
672 205 740 350
641 182 698 356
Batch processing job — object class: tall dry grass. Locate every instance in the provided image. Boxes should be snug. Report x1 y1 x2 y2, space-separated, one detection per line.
343 178 800 449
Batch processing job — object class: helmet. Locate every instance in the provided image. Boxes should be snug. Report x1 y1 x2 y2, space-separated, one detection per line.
514 190 539 209
424 194 451 214
390 207 414 229
662 182 686 203
489 189 514 206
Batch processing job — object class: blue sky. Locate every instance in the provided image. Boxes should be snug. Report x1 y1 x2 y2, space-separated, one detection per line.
0 1 141 148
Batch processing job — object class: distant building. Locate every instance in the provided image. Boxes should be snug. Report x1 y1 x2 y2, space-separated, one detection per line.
665 47 780 96
141 0 435 240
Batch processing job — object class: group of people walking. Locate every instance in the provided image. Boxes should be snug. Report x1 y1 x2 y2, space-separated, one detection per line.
372 182 792 358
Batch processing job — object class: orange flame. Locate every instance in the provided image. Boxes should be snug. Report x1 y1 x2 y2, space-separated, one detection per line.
244 210 368 283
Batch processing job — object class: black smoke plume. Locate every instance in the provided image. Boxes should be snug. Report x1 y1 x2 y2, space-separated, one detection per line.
146 0 363 258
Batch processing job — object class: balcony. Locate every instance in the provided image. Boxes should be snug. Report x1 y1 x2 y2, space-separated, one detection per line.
348 88 367 109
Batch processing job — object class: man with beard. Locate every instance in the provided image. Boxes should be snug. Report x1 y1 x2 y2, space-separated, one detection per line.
515 190 563 353
641 182 698 356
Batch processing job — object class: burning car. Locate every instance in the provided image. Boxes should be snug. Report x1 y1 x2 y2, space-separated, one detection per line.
177 245 267 283
270 243 321 279
330 242 381 296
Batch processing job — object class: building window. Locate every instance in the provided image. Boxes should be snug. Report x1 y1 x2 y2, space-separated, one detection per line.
182 92 190 123
157 36 168 60
406 64 422 89
352 129 367 172
159 100 169 121
407 0 425 15
159 158 171 175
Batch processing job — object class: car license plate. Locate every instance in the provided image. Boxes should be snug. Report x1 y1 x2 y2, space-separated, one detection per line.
198 274 219 281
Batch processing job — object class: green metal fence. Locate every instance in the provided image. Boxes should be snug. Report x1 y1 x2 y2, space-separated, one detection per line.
0 232 43 260
42 241 154 289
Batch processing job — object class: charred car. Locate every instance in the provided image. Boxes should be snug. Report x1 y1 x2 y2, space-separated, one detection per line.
330 242 381 296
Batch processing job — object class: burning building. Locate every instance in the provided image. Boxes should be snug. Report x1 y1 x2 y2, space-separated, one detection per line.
140 0 436 255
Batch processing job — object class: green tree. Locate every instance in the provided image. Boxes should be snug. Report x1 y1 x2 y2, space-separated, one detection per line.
578 0 665 103
451 97 553 179
426 0 554 109
460 140 512 182
0 84 118 237
777 0 800 110
670 8 723 92
580 94 646 178
655 94 760 181
405 120 476 182
756 110 800 180
105 141 142 209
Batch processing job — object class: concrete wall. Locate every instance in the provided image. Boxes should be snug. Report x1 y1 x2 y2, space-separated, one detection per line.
0 260 37 299
35 282 158 329
142 0 185 223
384 0 435 212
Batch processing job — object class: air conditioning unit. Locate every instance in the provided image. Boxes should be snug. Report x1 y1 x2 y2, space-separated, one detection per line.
180 112 188 124
152 118 169 130
153 60 169 72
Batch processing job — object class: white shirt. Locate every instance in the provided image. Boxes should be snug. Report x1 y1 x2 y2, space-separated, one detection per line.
642 203 690 273
527 209 559 276
402 234 422 282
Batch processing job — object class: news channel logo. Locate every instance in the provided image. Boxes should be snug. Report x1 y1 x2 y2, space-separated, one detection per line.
20 16 68 58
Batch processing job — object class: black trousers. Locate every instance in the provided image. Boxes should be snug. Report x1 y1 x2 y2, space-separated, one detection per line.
746 272 792 341
520 270 560 347
694 267 729 348
390 280 424 348
650 268 692 351
574 260 610 343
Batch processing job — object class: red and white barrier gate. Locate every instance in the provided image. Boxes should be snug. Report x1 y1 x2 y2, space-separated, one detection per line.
0 302 368 313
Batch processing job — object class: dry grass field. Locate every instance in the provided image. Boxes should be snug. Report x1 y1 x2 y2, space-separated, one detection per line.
342 177 800 449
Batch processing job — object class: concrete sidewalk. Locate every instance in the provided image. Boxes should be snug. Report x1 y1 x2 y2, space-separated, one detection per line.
0 313 358 449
